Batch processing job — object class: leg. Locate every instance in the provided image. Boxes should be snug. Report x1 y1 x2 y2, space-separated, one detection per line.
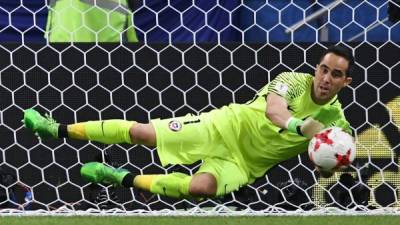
79 113 227 198
80 158 247 199
68 120 156 146
67 120 135 144
129 123 156 146
131 115 243 198
23 108 156 146
195 158 249 196
81 162 217 198
188 173 217 197
134 172 217 198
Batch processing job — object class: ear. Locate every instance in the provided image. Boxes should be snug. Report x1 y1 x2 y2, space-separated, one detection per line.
344 77 352 87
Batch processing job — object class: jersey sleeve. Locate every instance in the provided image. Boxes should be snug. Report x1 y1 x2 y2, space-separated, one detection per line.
258 72 310 103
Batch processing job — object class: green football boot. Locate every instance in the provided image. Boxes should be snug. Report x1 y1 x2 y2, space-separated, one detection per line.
80 162 130 186
23 109 59 139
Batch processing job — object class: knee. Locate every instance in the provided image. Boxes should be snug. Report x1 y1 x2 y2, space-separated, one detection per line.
129 123 156 146
189 173 217 197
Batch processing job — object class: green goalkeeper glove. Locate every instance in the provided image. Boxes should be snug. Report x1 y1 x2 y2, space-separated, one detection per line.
287 105 342 139
310 105 342 126
334 119 352 134
301 105 341 138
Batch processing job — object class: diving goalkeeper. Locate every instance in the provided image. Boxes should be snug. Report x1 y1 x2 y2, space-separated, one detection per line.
23 45 353 199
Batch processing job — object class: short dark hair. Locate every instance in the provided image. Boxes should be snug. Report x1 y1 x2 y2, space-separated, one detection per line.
319 45 354 77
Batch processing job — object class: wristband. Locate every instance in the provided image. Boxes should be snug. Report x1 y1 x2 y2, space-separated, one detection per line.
286 117 303 135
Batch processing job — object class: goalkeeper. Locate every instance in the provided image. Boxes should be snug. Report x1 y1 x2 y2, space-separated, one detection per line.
23 45 353 199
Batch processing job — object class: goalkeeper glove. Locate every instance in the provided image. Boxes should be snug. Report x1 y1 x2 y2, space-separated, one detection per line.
309 105 342 126
334 119 352 135
287 105 342 139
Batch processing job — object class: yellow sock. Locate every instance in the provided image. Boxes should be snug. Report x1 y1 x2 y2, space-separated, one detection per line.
133 175 158 190
67 123 86 140
133 173 192 199
67 120 135 144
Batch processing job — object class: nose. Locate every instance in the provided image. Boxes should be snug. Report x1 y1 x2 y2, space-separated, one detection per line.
322 73 332 83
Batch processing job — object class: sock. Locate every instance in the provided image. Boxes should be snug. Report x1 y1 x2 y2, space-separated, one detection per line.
121 173 135 188
134 173 192 199
58 124 68 138
133 175 157 190
66 120 135 144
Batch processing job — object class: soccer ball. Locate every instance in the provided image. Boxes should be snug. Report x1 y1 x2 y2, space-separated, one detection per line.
308 127 356 172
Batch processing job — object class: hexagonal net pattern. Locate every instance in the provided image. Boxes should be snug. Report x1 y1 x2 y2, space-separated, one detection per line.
0 0 400 215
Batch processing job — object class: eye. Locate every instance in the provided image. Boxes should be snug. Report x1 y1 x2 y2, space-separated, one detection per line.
322 68 329 74
332 71 344 78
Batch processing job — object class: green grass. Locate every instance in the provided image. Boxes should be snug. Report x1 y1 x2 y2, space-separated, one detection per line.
1 216 400 225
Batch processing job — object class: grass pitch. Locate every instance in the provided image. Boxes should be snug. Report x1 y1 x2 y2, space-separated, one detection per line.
2 216 400 225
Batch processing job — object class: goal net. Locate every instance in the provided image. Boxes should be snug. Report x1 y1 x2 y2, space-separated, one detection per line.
0 0 400 215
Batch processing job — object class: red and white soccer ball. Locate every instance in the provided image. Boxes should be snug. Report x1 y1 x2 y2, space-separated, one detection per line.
308 127 356 172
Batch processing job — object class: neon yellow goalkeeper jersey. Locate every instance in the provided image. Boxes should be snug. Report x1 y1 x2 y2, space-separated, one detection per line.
209 72 350 182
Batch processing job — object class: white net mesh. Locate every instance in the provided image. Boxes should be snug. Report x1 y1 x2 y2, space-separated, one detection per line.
0 0 400 215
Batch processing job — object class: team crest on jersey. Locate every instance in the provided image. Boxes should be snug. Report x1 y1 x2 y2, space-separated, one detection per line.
274 82 289 96
168 120 182 132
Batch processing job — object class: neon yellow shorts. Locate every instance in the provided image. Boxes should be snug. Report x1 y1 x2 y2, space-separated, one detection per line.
151 112 249 196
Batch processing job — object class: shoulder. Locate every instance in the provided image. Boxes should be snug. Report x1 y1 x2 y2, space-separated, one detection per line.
259 72 313 97
273 72 313 85
276 71 313 78
275 72 313 89
264 72 312 100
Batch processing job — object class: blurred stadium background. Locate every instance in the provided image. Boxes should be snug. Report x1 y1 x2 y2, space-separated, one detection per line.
0 0 400 221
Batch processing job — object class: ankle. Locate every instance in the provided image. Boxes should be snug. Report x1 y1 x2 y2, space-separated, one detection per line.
58 124 68 138
121 173 135 188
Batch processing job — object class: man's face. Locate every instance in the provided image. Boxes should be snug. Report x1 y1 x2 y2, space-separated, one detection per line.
313 53 352 104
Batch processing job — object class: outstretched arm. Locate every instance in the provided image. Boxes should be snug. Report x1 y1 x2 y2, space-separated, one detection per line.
265 93 292 129
266 93 342 139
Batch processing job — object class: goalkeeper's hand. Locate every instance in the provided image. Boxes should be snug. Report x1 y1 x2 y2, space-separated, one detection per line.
310 105 342 125
300 106 341 139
